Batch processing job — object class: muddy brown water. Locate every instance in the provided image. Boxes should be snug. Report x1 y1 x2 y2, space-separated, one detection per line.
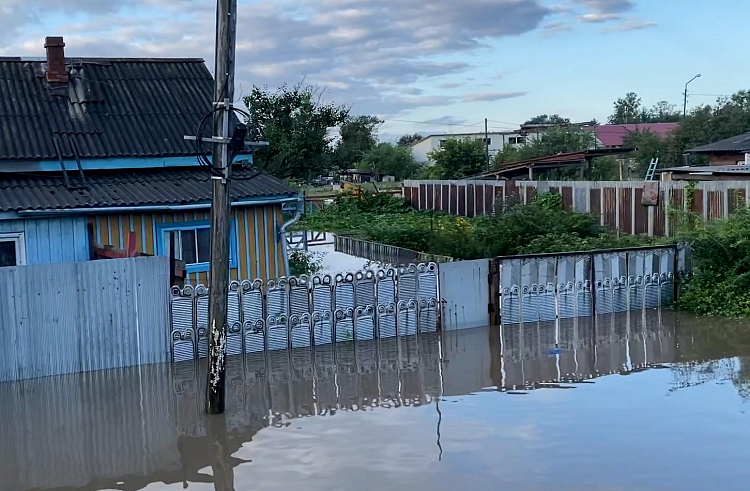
2 310 750 491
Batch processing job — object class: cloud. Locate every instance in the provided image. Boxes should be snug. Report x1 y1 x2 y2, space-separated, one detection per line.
578 13 621 23
603 19 658 32
570 0 635 14
543 21 573 34
422 116 470 126
438 83 463 90
0 0 549 116
463 91 527 102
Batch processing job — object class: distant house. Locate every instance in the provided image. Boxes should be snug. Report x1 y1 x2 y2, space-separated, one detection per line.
409 131 534 164
0 37 297 283
594 123 680 148
688 131 750 166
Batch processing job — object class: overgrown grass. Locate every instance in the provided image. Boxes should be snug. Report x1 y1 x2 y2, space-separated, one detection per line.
298 192 663 260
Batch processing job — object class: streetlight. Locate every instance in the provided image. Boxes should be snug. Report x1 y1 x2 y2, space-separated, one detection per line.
683 74 701 118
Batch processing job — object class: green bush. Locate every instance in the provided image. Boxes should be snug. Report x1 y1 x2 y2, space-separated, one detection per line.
299 192 659 260
677 208 750 316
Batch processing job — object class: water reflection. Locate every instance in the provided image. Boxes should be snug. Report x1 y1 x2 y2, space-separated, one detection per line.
3 311 750 491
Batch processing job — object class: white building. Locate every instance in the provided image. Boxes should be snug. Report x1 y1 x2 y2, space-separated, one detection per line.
409 131 536 164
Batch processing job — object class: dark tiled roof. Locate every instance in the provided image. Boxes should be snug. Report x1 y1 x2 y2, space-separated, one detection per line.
0 168 296 212
0 58 216 161
689 131 750 153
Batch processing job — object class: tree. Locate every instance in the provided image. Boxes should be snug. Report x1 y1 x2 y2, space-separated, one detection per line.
428 138 486 179
333 115 382 169
608 92 643 124
243 82 349 179
493 127 596 166
524 114 571 125
358 143 419 180
397 133 423 147
623 130 669 176
649 101 682 123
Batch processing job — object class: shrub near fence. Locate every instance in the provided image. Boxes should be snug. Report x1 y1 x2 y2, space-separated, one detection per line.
403 180 750 237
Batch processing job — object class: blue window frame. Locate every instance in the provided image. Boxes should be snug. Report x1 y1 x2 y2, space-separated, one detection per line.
156 220 237 273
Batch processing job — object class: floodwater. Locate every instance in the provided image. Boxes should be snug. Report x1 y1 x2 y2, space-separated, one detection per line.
3 311 750 491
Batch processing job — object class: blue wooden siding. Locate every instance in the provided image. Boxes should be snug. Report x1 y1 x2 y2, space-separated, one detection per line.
0 217 89 265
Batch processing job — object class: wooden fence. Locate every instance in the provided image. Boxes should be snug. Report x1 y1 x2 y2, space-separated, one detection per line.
403 180 750 237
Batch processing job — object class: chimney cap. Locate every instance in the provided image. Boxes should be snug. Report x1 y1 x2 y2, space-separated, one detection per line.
45 36 65 48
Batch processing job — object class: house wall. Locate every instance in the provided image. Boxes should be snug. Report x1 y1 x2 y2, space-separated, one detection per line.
708 153 746 166
410 132 534 164
0 216 89 265
88 204 286 284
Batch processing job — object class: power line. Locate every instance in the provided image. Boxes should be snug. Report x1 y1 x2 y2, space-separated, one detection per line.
386 118 487 128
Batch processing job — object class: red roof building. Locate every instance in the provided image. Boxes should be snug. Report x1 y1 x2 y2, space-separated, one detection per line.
595 123 680 147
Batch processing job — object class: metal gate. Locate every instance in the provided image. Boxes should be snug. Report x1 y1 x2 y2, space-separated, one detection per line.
169 263 440 362
497 245 690 326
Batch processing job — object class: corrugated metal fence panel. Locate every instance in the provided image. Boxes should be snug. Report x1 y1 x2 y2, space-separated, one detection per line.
402 180 750 237
0 257 170 383
439 259 490 331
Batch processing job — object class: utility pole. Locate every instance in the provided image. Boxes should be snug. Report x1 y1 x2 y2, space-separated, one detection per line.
484 118 490 172
206 0 237 415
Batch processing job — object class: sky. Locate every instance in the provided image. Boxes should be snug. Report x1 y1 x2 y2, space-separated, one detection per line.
2 0 749 141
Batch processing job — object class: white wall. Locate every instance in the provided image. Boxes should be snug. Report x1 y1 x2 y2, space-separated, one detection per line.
410 131 535 164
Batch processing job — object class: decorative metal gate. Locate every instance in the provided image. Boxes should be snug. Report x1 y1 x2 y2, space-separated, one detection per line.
498 245 690 327
169 263 440 362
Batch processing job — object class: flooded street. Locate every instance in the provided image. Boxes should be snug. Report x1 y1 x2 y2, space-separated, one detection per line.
3 311 750 491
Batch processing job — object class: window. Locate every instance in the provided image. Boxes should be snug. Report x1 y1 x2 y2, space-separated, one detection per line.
508 136 525 145
0 232 26 267
483 138 492 145
439 139 449 147
157 221 236 273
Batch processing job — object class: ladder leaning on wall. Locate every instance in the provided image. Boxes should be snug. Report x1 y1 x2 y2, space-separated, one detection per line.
645 158 659 181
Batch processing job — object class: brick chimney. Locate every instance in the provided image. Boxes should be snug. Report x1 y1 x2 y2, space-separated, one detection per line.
44 36 69 85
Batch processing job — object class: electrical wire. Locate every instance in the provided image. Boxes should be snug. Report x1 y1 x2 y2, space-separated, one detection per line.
194 73 262 183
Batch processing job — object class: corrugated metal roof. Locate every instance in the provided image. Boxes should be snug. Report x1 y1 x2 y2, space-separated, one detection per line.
0 58 216 161
596 123 679 147
0 167 296 211
689 131 750 153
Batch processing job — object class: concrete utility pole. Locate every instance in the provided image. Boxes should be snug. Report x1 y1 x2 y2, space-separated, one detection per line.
206 0 237 415
683 73 701 119
484 118 490 172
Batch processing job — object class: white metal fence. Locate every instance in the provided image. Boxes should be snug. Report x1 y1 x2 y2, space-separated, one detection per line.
169 263 440 362
498 244 691 326
0 257 170 382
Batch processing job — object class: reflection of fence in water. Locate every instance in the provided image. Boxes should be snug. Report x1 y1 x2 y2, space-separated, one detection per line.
169 263 439 362
500 310 677 389
499 246 686 328
172 333 443 434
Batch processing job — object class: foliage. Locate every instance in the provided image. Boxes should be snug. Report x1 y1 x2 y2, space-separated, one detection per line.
288 250 325 277
608 92 644 124
427 138 486 179
677 208 750 317
298 192 657 260
396 133 424 147
608 93 682 124
622 130 669 176
493 126 596 166
602 89 750 170
333 115 383 169
358 143 420 180
244 82 349 179
524 114 571 125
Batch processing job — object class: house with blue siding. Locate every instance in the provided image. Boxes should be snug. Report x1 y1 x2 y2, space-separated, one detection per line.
0 37 297 283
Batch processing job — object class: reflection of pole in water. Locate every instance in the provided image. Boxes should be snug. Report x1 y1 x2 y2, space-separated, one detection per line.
436 332 444 461
207 415 237 491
